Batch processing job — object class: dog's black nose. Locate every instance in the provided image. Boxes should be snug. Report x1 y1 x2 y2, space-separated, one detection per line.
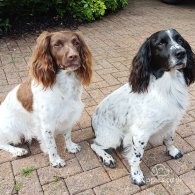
175 49 186 60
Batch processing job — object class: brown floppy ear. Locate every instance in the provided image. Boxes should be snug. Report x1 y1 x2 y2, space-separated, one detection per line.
30 31 56 88
75 33 92 86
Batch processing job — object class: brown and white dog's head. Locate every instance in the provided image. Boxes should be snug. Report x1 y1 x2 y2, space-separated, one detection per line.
30 31 92 88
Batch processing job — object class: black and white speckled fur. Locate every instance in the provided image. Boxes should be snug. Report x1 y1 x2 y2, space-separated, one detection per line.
91 29 195 186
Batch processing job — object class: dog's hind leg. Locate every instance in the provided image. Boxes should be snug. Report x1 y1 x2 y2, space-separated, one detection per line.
91 142 116 168
0 144 28 157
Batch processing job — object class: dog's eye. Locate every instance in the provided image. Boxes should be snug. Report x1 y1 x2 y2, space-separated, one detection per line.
158 42 166 46
73 39 80 47
75 41 80 46
54 42 62 48
178 39 183 44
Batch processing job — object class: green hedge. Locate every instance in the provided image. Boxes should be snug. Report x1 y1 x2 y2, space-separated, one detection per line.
68 0 128 21
0 0 128 34
0 0 68 33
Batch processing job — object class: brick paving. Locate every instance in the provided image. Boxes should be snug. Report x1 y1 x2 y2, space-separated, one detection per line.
0 0 195 194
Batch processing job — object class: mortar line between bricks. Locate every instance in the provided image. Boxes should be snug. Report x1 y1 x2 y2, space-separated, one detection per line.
74 140 91 172
161 177 187 195
11 153 49 176
110 72 127 79
15 40 22 53
91 175 141 193
2 69 8 84
95 71 106 81
0 159 10 165
62 179 71 195
35 169 44 194
74 188 92 195
0 57 3 66
150 183 172 195
161 178 191 195
99 84 122 94
17 69 24 81
10 161 17 195
181 120 195 125
186 112 195 120
102 167 112 181
141 176 159 191
187 108 195 112
92 188 96 195
115 150 130 171
159 161 193 194
75 148 85 173
24 55 30 66
35 156 82 186
83 109 93 118
116 77 125 84
64 168 105 195
117 149 164 187
183 136 195 149
10 55 17 67
179 170 195 182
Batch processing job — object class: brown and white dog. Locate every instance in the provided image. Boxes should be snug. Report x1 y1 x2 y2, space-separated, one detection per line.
0 31 92 167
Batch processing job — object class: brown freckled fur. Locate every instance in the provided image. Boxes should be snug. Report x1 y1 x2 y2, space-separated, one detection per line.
75 33 92 86
17 80 33 112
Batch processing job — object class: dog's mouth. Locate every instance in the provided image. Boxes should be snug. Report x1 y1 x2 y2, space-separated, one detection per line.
58 63 80 70
164 63 186 71
173 63 186 70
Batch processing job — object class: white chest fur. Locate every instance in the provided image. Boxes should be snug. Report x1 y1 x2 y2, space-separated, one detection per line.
92 70 188 136
32 71 84 130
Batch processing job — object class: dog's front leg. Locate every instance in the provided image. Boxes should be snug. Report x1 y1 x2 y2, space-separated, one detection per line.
164 134 183 159
125 134 149 186
163 123 183 159
64 128 81 153
41 129 66 168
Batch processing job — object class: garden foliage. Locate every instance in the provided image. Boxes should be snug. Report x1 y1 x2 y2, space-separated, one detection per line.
0 0 128 33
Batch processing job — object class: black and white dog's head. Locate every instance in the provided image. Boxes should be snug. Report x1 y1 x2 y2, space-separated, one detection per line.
129 29 195 93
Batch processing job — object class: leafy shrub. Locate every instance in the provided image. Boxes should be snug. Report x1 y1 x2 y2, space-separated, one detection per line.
105 0 128 11
68 0 128 21
117 0 128 8
0 0 68 35
0 0 128 35
104 0 118 11
68 0 106 21
0 0 67 22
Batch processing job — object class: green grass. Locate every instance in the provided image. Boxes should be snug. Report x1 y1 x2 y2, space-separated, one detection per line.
52 176 61 183
15 181 22 193
21 166 36 176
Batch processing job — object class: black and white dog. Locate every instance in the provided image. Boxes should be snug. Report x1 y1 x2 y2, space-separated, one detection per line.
91 29 195 186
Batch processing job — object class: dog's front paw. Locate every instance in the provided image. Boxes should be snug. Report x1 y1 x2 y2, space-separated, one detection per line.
13 148 28 157
168 148 183 159
66 143 81 154
131 170 146 186
101 155 116 169
51 157 66 168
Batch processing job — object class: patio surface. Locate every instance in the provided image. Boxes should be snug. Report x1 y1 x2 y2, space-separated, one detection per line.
0 0 195 194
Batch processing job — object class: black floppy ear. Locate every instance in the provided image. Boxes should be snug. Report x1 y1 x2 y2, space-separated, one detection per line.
129 38 151 93
182 39 195 86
